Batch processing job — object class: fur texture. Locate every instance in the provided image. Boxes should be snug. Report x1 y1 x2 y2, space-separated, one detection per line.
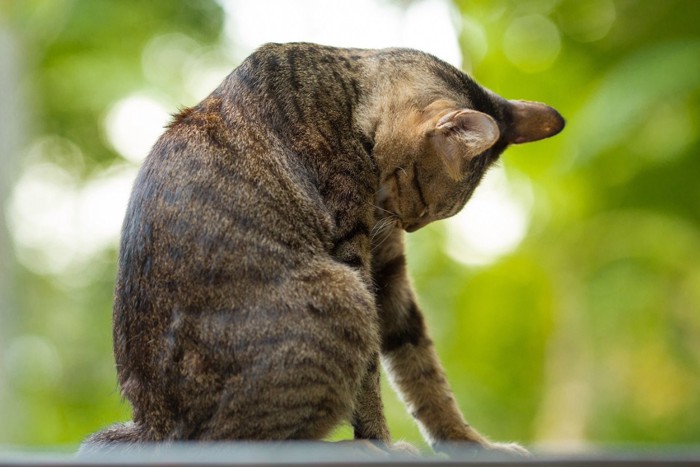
85 43 564 454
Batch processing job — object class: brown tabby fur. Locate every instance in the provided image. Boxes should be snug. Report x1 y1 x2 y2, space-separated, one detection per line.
84 43 564 454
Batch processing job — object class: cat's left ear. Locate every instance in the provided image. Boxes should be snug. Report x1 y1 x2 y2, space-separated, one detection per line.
506 100 565 144
428 109 500 180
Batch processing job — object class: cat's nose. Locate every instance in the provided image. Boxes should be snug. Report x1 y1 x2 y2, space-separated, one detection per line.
404 218 431 232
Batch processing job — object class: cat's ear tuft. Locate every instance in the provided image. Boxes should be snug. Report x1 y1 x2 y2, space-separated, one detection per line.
507 100 565 144
429 109 500 180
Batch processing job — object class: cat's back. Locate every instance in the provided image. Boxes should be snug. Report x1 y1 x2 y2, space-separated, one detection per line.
110 63 380 438
113 61 337 378
127 42 372 258
122 83 333 275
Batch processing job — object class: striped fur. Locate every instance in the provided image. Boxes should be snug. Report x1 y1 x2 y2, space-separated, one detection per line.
85 43 563 454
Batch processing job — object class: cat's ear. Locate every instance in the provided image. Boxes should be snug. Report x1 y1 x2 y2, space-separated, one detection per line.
507 100 565 144
428 109 500 180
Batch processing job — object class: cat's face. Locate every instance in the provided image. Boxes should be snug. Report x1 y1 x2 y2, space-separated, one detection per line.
375 95 564 232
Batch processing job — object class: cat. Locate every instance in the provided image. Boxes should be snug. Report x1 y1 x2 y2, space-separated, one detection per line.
84 42 564 455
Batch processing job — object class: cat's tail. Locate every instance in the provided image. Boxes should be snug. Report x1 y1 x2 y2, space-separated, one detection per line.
78 421 147 454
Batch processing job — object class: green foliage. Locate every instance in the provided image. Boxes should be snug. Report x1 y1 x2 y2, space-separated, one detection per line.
1 0 699 450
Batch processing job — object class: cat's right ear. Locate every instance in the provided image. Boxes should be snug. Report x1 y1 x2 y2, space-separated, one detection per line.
428 109 500 180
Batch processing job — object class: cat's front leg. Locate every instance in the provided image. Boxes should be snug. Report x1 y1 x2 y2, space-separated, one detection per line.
350 353 391 443
372 228 527 456
348 342 420 458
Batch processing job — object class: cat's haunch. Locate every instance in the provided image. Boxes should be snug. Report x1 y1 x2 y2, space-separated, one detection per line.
84 42 563 455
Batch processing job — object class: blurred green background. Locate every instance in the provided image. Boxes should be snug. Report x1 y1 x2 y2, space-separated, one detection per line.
0 0 699 451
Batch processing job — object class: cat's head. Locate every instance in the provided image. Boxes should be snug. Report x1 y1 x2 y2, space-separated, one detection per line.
371 52 565 232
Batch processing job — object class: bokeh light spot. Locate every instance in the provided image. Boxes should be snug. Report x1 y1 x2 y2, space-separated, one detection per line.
220 0 462 68
104 94 171 164
460 16 489 71
444 167 533 266
7 160 137 277
503 15 561 73
558 0 616 43
3 335 62 393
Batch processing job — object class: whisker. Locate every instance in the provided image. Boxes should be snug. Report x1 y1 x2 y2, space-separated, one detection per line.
370 219 383 241
370 214 394 237
372 227 395 251
367 201 395 216
370 215 399 251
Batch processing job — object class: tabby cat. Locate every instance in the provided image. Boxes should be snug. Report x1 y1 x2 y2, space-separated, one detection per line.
85 43 564 455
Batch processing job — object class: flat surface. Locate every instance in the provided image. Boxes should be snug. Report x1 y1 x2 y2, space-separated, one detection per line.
1 443 700 466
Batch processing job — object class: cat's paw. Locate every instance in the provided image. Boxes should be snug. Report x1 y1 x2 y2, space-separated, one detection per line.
335 439 420 458
333 439 389 457
486 441 530 457
386 440 421 457
433 440 530 458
